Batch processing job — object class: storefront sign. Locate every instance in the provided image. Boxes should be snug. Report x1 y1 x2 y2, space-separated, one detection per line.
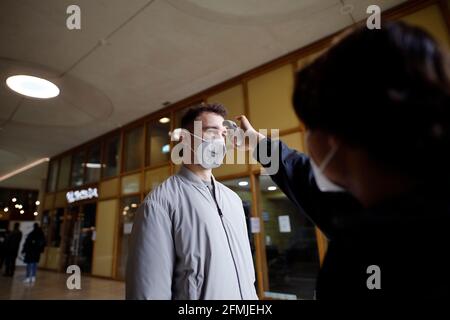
66 188 98 204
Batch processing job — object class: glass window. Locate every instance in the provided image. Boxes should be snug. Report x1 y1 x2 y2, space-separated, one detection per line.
147 117 170 167
122 174 141 195
144 166 171 193
47 160 59 192
50 208 64 247
124 126 144 172
85 144 102 183
41 210 51 242
220 177 257 294
221 177 254 249
258 175 320 300
63 204 96 274
102 135 120 178
117 195 141 279
57 155 71 190
71 150 86 187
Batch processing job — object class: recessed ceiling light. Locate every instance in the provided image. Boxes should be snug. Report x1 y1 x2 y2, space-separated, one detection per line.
84 163 102 169
267 186 277 191
6 75 60 99
238 181 249 187
159 117 170 124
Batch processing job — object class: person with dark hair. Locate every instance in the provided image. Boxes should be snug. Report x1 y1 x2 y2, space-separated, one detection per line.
22 223 46 283
126 103 258 300
3 223 22 277
238 21 450 298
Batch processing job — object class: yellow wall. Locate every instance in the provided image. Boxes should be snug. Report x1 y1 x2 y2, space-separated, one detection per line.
92 199 118 277
247 65 299 132
44 194 54 210
279 132 305 153
145 166 171 193
54 192 67 208
121 173 141 195
99 178 119 199
207 84 246 119
401 4 450 47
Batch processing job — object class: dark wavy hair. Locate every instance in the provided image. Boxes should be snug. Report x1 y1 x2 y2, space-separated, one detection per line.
293 21 450 181
181 103 227 130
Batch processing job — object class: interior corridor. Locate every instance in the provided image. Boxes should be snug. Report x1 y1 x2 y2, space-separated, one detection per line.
0 267 124 300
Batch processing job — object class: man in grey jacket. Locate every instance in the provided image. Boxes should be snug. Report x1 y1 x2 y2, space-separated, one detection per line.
126 103 258 300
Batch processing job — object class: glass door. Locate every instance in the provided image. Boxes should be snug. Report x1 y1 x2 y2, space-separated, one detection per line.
64 203 96 273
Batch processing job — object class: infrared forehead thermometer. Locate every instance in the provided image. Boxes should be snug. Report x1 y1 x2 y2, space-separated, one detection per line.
223 120 244 146
223 120 238 129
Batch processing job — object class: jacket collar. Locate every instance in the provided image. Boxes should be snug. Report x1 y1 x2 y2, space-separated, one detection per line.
177 166 222 209
177 165 217 188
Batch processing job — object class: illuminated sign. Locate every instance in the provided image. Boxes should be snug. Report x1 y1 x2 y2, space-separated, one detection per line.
66 188 98 204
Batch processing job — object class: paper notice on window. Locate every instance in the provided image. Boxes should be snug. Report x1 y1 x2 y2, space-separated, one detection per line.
250 217 260 233
124 222 133 235
278 215 291 233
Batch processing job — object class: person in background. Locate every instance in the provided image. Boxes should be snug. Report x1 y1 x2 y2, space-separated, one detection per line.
238 21 450 298
3 223 22 277
22 223 46 284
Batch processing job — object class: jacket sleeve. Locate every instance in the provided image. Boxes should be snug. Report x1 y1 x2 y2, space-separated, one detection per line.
254 137 361 238
126 199 175 300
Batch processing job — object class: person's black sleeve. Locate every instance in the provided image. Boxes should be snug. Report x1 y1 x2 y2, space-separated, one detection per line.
254 137 361 238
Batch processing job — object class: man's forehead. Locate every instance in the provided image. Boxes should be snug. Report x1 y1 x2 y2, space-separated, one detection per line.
194 112 225 128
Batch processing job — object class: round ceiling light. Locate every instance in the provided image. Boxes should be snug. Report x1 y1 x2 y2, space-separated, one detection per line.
6 75 60 99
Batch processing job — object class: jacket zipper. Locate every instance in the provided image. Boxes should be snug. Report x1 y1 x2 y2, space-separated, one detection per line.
211 188 244 300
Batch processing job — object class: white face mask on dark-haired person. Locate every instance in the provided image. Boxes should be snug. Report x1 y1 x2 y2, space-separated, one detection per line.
306 131 345 193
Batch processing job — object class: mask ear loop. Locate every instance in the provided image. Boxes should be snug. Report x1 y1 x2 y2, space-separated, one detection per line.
305 131 339 172
319 144 339 172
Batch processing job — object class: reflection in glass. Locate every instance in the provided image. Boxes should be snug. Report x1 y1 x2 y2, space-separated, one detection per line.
122 174 140 195
220 177 257 294
85 144 101 183
258 175 320 300
124 126 144 172
117 195 141 279
57 155 71 190
71 150 86 187
47 160 59 192
103 135 120 178
50 208 64 247
147 118 170 166
63 203 96 273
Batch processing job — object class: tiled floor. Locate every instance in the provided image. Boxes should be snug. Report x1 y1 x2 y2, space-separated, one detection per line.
0 267 125 300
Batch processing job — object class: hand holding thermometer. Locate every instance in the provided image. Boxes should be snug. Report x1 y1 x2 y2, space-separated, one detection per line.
223 120 244 147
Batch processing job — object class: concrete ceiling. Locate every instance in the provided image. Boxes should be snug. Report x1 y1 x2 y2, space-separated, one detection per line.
0 0 407 188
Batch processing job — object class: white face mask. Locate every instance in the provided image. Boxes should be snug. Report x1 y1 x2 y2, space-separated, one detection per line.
306 132 345 192
187 132 226 169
